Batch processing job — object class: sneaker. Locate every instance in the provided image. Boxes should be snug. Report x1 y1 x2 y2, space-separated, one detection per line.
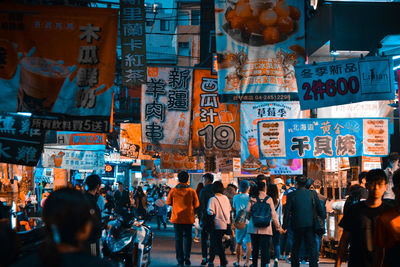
233 262 240 267
201 258 208 265
273 258 278 267
194 237 200 243
185 259 191 266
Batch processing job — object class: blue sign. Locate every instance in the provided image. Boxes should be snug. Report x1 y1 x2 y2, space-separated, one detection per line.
258 118 390 159
295 57 395 110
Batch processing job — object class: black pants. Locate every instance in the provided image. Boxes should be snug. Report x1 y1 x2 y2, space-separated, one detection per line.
251 234 271 267
201 223 212 259
291 227 318 267
174 224 193 265
209 229 228 266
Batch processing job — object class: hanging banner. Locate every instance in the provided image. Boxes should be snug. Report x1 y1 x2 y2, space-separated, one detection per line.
0 113 45 166
160 152 196 171
120 0 146 97
120 123 152 159
296 57 395 110
317 101 392 118
362 156 382 171
0 4 118 132
141 67 192 155
56 132 106 146
192 69 240 157
241 102 304 175
214 0 305 102
257 118 390 159
42 148 105 171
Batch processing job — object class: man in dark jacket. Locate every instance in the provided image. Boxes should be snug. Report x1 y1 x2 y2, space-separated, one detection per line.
198 173 215 265
283 176 324 267
84 174 103 256
114 182 130 213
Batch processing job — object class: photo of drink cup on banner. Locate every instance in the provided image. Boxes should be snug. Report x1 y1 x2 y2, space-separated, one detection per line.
0 5 118 122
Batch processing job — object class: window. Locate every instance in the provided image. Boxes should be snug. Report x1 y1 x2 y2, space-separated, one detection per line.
191 10 200 25
160 19 169 31
178 42 189 49
178 11 189 26
146 20 154 27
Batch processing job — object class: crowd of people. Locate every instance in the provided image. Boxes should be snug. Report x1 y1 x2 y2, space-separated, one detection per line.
1 155 400 267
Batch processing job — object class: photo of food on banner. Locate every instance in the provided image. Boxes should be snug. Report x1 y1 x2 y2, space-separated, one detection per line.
160 152 196 172
240 102 304 175
214 0 305 100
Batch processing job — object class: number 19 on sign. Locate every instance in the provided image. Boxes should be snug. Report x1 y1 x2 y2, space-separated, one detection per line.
198 125 235 150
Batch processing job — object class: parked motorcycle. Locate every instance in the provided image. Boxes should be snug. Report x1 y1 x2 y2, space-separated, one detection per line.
102 212 153 267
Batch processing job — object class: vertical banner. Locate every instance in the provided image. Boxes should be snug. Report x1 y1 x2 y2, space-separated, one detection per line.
120 0 147 97
192 69 241 157
241 102 303 175
0 4 118 132
141 67 192 155
120 123 152 159
214 0 305 102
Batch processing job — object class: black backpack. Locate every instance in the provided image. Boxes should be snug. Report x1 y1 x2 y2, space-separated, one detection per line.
251 196 272 227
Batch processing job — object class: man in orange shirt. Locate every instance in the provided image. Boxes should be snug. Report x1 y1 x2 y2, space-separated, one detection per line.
167 171 200 267
374 169 400 267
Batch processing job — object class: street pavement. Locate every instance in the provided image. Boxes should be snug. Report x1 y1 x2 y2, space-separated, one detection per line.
148 221 340 267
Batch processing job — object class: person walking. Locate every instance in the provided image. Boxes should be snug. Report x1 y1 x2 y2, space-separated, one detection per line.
247 181 285 267
233 180 252 267
283 176 324 267
133 186 147 220
155 192 167 230
199 173 215 265
84 174 102 256
113 182 130 214
336 169 393 267
373 169 400 267
207 181 231 267
271 178 285 266
194 182 204 242
166 171 200 267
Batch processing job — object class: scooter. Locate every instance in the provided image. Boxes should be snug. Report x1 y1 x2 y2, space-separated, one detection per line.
102 212 153 267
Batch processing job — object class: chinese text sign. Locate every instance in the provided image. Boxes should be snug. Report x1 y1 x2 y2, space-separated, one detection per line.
241 102 303 175
296 57 395 110
0 113 44 166
120 0 147 96
141 67 192 154
0 4 118 132
258 118 389 159
192 69 240 157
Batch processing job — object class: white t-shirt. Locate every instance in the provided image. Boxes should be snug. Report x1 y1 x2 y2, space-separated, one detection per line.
207 194 231 230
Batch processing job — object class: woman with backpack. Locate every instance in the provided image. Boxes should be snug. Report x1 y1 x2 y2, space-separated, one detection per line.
207 181 232 267
247 181 285 267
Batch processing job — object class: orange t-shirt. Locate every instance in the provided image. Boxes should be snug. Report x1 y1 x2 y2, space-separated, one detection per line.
374 207 400 249
166 183 199 224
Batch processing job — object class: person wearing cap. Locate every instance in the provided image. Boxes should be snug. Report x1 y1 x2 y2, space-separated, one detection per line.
232 180 252 267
